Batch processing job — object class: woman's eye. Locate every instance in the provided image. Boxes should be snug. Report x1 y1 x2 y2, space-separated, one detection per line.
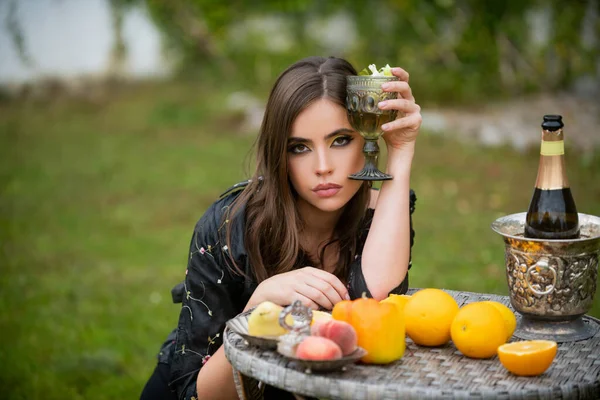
289 144 310 154
332 135 352 147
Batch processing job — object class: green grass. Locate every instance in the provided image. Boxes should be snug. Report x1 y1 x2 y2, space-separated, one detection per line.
1 81 599 399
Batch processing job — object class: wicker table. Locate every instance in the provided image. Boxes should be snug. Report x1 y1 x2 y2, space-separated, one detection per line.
223 290 600 400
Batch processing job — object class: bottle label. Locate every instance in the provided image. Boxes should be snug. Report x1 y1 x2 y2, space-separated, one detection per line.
540 140 564 156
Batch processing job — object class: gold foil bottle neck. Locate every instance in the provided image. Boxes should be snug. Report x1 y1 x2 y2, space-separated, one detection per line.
535 128 568 190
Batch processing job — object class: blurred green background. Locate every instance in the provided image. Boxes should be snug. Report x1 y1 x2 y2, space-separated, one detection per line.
1 0 599 399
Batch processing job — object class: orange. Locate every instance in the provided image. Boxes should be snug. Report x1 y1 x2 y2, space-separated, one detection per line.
404 289 459 346
450 302 507 358
380 294 411 312
498 340 557 376
482 301 517 341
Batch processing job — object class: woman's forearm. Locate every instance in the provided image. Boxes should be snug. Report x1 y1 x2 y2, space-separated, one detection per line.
361 143 415 300
196 345 239 400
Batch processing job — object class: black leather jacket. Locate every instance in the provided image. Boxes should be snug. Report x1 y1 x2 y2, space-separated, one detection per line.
160 181 416 399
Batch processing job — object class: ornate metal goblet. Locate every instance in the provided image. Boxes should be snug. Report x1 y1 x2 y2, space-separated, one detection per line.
346 75 399 181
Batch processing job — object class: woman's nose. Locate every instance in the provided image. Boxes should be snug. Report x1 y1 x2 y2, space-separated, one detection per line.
315 151 333 176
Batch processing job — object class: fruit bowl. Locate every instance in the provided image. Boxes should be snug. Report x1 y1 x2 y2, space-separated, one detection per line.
277 344 367 373
225 311 280 350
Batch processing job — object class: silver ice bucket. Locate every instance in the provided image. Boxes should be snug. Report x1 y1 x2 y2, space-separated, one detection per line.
492 212 600 341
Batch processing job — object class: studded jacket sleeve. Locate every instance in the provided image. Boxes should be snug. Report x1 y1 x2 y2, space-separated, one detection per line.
168 195 246 400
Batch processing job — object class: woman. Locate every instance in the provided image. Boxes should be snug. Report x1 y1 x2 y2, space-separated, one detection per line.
140 56 421 400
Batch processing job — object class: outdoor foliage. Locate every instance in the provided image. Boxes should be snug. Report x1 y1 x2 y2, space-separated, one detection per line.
5 0 598 102
141 0 599 103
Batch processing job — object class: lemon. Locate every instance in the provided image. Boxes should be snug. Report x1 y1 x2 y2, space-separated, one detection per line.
247 301 287 337
311 310 333 325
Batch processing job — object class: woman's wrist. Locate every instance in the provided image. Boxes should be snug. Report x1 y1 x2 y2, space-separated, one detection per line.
244 296 260 312
385 142 415 174
243 284 265 312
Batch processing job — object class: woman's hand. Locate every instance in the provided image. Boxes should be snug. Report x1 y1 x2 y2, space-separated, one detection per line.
245 267 349 311
377 67 422 150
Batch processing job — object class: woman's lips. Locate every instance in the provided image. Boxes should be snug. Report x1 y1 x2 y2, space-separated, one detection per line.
312 184 342 198
314 187 341 198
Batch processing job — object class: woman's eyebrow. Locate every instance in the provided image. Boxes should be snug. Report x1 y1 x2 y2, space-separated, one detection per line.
324 128 355 139
287 137 310 145
288 128 355 144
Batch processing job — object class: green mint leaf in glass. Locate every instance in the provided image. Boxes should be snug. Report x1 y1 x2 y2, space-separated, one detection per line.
380 64 393 76
357 63 393 76
358 67 371 76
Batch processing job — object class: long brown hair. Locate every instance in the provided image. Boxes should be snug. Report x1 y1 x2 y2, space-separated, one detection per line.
227 56 370 283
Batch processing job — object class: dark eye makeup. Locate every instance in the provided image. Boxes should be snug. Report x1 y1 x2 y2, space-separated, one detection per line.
287 133 354 154
332 135 353 147
288 143 310 154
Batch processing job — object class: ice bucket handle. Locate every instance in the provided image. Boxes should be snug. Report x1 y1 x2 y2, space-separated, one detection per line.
525 257 557 296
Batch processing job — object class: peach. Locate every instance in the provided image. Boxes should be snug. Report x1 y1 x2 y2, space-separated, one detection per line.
311 319 358 356
310 318 328 336
295 336 343 361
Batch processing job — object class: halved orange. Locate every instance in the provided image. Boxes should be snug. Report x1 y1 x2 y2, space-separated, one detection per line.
498 340 557 376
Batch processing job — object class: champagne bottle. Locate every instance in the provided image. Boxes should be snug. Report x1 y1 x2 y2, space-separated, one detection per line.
524 115 579 239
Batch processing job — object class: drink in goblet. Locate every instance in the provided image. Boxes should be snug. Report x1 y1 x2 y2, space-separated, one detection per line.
346 75 399 180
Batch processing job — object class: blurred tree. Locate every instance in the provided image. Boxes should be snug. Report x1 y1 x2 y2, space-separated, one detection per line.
143 0 324 78
140 0 598 103
4 0 33 67
108 0 134 79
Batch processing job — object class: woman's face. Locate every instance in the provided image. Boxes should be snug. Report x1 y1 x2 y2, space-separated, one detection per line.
287 98 364 215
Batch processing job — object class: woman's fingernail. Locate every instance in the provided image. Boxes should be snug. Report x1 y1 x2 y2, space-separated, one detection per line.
378 101 387 108
381 83 391 90
345 293 351 300
381 123 390 131
392 67 401 73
